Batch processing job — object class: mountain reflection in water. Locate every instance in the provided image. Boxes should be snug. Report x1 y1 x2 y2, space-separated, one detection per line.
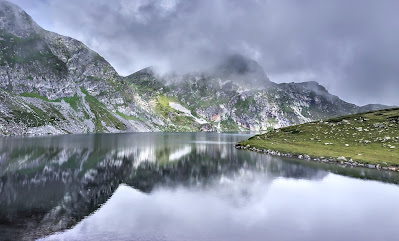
0 133 399 241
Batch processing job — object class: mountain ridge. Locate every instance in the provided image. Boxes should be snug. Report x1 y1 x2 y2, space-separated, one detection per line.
0 1 393 136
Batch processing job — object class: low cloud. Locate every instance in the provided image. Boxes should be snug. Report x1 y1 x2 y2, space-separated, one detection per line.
8 0 399 105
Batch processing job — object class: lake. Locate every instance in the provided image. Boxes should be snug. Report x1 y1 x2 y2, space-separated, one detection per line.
1 132 399 241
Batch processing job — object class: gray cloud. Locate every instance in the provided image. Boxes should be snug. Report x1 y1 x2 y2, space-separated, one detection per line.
7 0 399 105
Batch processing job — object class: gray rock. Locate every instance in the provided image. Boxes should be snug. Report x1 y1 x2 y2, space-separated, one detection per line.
0 1 392 136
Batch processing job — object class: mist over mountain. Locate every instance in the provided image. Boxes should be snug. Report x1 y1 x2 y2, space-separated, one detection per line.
213 54 271 89
0 1 393 136
7 0 399 106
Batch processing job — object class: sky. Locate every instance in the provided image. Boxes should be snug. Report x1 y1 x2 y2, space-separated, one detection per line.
7 0 399 106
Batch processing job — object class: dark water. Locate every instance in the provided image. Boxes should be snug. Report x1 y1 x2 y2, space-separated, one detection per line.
1 132 399 241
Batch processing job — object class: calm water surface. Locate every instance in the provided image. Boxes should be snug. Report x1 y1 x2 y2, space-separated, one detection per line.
1 132 399 241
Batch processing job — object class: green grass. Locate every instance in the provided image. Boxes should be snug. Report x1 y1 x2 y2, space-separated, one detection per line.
220 117 241 132
6 97 66 127
234 96 255 116
155 95 178 117
20 92 57 102
81 88 105 107
154 95 199 132
116 110 140 121
81 88 126 132
20 92 82 111
238 108 399 166
63 94 80 110
18 89 127 131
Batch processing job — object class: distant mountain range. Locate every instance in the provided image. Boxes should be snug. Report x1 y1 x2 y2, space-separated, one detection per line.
0 1 393 136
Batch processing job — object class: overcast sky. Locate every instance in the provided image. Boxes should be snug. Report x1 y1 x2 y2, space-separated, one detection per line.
7 0 399 106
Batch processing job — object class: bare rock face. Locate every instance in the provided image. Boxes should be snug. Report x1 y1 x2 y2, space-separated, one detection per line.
0 1 118 99
0 1 164 136
0 1 392 136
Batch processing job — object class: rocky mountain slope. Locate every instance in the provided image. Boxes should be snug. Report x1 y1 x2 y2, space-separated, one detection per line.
0 1 392 136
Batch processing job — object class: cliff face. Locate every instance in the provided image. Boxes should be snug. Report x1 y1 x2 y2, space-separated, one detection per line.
0 1 163 135
0 1 391 136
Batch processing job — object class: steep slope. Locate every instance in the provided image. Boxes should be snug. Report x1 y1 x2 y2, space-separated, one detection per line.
237 108 399 170
0 1 163 135
0 1 392 136
124 68 389 132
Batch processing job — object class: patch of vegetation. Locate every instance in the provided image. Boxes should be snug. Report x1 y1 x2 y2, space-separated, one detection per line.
20 92 57 102
239 108 399 166
220 118 241 132
87 76 103 82
155 95 181 117
93 53 106 63
6 96 66 128
10 109 45 127
63 94 80 110
126 73 166 96
234 96 255 116
154 95 199 132
281 103 294 113
81 88 126 132
0 31 67 74
116 111 140 121
20 92 82 111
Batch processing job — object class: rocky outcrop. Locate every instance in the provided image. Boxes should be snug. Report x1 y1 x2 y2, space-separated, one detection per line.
0 1 163 136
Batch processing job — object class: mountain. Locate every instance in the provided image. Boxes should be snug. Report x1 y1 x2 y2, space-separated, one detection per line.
237 108 399 170
0 0 162 135
0 1 392 136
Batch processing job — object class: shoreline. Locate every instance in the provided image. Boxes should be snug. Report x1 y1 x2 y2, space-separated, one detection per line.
235 144 399 173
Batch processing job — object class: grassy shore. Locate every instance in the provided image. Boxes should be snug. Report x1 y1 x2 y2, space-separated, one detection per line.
238 108 399 168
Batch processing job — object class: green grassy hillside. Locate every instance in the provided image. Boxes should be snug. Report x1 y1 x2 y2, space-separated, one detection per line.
238 108 399 168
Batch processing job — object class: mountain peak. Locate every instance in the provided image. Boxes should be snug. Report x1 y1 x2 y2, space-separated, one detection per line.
0 1 392 136
213 54 271 89
300 81 329 94
219 54 263 75
0 0 41 37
